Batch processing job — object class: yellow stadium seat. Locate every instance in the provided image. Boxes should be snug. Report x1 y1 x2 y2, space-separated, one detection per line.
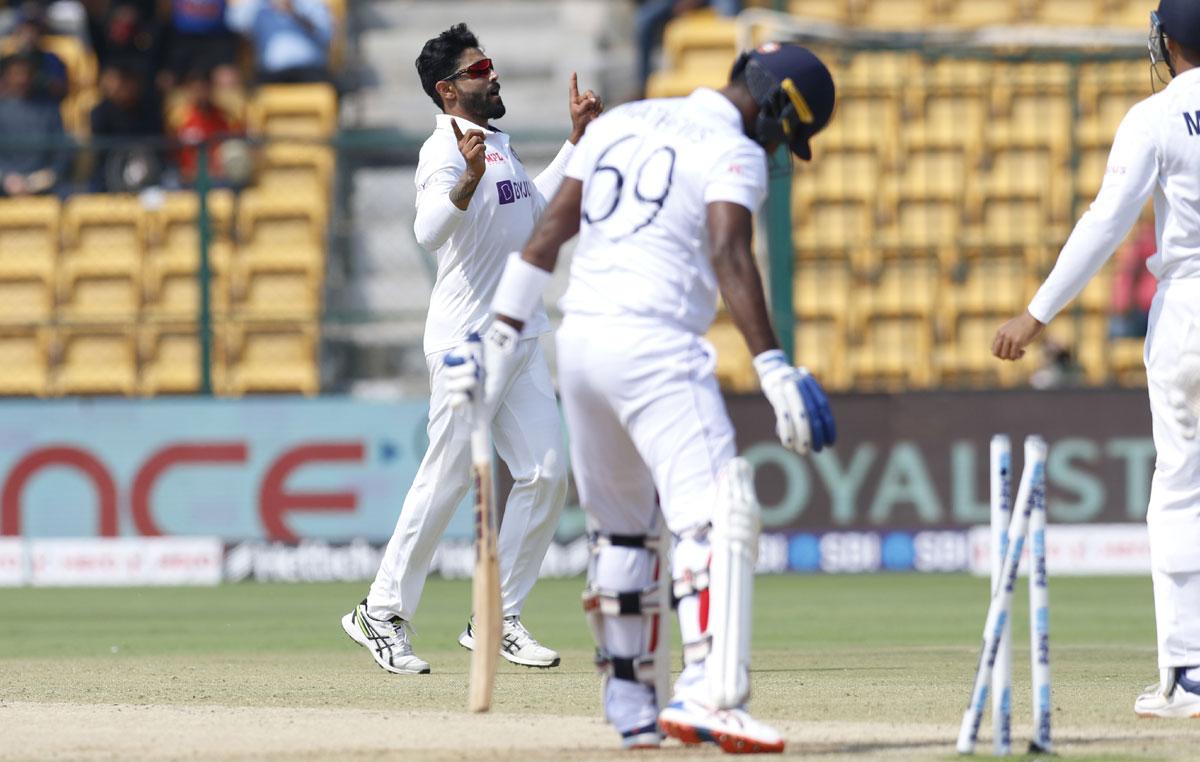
794 199 874 252
855 0 934 28
848 316 934 389
943 257 1033 334
258 143 335 197
1108 0 1156 29
144 242 232 321
970 197 1045 248
855 257 941 329
1034 0 1104 25
877 198 960 250
904 95 988 154
662 9 737 65
817 95 900 158
227 321 320 395
139 324 226 396
706 316 756 392
645 66 730 98
61 194 145 265
891 149 968 202
795 317 847 390
1076 146 1111 200
794 260 853 318
833 51 914 97
39 35 97 92
237 187 326 248
989 93 1073 158
1076 261 1115 314
148 190 236 259
938 0 1021 26
0 197 59 324
794 148 880 204
247 83 338 138
1110 336 1146 387
937 314 1027 388
0 327 51 396
984 149 1055 201
1077 91 1138 148
55 327 137 396
921 57 994 97
788 0 847 23
231 254 323 320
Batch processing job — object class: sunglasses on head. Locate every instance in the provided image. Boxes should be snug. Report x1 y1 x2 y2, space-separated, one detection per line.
444 58 494 81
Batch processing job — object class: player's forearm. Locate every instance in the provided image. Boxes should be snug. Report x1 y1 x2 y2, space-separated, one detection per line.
449 169 483 210
715 246 779 357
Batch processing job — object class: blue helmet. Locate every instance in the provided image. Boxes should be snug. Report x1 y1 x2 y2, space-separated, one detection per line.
1158 0 1200 51
730 42 835 161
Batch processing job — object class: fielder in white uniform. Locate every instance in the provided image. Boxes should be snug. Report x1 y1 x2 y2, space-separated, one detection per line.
993 0 1200 719
447 43 837 752
340 23 602 675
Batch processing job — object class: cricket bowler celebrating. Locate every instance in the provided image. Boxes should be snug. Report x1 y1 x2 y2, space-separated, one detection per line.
993 0 1200 719
340 23 602 674
446 42 837 751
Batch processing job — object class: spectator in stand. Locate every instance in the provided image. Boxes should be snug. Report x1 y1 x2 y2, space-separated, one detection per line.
634 0 741 97
0 53 68 196
94 0 163 84
165 0 240 91
5 3 68 101
90 61 164 191
173 66 240 186
226 0 333 84
1110 217 1158 339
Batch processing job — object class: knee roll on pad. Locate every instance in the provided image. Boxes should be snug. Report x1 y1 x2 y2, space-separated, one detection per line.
582 533 668 689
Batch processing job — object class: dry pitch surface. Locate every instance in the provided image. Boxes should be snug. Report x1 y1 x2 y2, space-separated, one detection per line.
1 575 1196 761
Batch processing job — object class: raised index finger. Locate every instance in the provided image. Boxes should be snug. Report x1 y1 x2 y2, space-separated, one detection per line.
569 72 579 101
451 119 464 141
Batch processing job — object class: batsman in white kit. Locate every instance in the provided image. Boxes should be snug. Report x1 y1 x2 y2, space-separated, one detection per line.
340 23 602 674
446 43 837 751
993 0 1200 719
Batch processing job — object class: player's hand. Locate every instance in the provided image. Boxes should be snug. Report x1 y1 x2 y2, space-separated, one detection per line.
444 334 483 412
1169 351 1200 440
567 72 603 144
451 119 487 180
992 312 1045 361
482 320 521 405
753 350 836 456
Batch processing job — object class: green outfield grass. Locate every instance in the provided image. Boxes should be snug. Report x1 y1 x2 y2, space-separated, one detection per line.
0 574 1189 761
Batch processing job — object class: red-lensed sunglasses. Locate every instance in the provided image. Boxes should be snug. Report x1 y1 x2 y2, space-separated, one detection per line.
444 58 494 81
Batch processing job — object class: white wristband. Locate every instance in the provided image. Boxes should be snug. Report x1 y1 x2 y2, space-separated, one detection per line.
492 252 551 323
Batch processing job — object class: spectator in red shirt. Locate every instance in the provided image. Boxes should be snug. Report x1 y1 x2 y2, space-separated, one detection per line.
174 66 241 185
1110 217 1158 339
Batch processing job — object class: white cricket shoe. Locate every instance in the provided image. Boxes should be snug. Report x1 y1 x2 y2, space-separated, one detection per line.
457 615 561 668
658 698 785 754
341 599 430 675
1135 669 1200 718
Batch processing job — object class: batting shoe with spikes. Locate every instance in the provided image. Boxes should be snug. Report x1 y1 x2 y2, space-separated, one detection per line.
658 698 785 754
458 615 561 668
341 599 430 675
1135 668 1200 718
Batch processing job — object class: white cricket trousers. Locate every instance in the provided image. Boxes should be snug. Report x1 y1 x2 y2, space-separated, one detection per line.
367 337 567 622
556 315 736 537
558 315 736 733
1144 278 1200 668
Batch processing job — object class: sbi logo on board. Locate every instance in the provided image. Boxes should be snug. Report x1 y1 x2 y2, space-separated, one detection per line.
497 179 533 205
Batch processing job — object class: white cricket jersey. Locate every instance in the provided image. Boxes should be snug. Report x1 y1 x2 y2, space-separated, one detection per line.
414 114 572 355
1028 67 1200 323
559 88 769 334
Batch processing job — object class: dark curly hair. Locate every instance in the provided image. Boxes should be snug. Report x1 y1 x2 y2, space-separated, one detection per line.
416 23 482 110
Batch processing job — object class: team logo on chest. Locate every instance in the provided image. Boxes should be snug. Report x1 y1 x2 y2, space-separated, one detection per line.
497 179 534 205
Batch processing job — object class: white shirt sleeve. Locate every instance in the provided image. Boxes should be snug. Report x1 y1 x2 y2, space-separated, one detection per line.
1027 104 1160 323
704 143 769 213
532 140 575 209
413 140 468 253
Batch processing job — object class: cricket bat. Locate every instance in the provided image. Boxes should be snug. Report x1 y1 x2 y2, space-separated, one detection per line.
468 406 501 713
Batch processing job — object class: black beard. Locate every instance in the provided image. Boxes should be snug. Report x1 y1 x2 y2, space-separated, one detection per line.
461 87 506 121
